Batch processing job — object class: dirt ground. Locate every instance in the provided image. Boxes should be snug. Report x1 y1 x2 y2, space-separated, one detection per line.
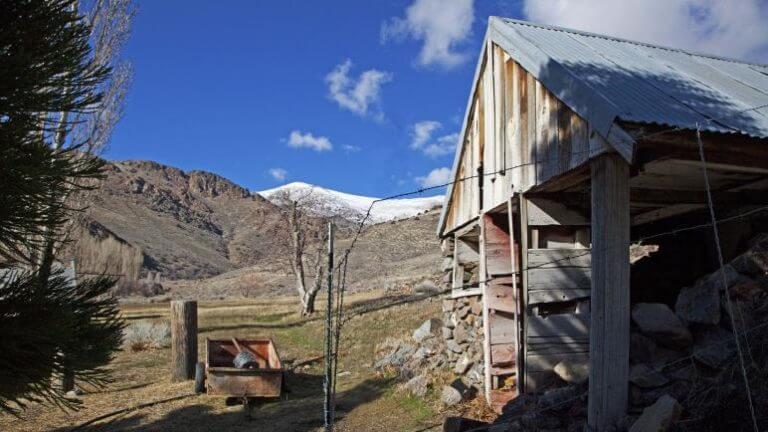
0 291 457 432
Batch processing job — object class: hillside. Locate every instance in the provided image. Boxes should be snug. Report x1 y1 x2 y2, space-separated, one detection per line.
70 160 443 295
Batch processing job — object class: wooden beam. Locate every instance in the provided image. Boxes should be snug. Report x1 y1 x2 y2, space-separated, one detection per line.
588 154 630 430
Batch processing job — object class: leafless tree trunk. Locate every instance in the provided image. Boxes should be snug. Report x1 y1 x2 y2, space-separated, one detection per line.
286 199 328 315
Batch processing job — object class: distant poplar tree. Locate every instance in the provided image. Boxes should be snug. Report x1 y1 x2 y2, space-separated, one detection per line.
0 0 124 413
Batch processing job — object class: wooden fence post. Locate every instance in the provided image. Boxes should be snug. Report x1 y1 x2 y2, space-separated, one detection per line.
171 300 198 381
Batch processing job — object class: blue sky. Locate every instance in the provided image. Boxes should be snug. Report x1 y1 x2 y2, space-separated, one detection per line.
107 1 522 197
106 0 768 197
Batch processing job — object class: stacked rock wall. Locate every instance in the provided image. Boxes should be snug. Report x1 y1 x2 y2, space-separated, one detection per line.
441 295 485 391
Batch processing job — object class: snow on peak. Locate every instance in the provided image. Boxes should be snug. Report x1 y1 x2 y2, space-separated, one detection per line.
257 182 443 224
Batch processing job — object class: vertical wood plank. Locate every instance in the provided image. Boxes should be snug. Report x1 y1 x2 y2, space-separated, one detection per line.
526 73 537 190
171 300 198 381
519 197 530 392
547 93 560 181
588 154 630 430
509 61 521 192
507 198 523 392
535 82 548 185
480 216 492 402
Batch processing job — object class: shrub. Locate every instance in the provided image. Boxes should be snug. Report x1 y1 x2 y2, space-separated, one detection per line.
123 321 171 352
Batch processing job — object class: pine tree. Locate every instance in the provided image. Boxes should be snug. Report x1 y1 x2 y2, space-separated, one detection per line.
0 0 124 413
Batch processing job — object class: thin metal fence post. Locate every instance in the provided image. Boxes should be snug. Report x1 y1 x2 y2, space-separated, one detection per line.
323 223 335 431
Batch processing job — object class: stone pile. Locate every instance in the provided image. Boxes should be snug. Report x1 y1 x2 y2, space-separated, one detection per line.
374 295 486 406
472 233 768 432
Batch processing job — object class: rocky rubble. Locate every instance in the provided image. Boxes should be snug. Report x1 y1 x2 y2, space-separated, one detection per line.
449 234 768 432
375 295 485 406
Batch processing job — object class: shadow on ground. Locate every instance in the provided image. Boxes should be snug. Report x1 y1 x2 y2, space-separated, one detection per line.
56 372 395 432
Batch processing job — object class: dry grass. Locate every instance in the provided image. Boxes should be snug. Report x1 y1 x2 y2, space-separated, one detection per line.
0 290 445 432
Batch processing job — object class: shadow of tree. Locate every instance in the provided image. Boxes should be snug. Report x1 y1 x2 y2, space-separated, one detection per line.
55 373 395 432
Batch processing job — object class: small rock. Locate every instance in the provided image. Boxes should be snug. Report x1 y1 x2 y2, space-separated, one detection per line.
693 327 735 368
443 299 455 313
442 385 463 407
336 371 351 378
442 417 488 432
442 257 454 272
554 359 589 385
442 326 453 340
629 394 681 432
629 364 669 388
454 354 473 375
457 306 470 319
538 386 578 411
447 339 463 353
415 280 440 295
469 297 483 315
453 324 470 344
630 332 657 364
632 303 693 348
413 318 442 343
731 249 768 277
64 389 82 399
675 283 720 325
405 374 429 397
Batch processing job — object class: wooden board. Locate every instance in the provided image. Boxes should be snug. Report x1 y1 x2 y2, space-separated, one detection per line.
527 249 591 268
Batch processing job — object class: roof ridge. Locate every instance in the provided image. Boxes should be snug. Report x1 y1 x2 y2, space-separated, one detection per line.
492 17 768 68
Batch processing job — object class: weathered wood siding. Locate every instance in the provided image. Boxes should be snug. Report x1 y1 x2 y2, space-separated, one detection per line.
444 44 591 235
523 197 591 391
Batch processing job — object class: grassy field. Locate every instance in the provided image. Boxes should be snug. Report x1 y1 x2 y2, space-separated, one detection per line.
0 291 454 432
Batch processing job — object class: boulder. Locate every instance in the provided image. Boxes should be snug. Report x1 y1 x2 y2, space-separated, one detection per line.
629 364 669 388
454 354 473 375
442 385 463 407
675 283 720 325
554 359 589 385
632 303 693 348
404 374 429 397
696 264 749 292
413 318 442 343
693 327 735 368
629 394 681 432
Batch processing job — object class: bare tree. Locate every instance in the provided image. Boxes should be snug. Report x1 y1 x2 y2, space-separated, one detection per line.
272 188 328 316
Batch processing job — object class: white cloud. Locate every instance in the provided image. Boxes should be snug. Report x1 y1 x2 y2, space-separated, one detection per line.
416 167 452 188
268 168 287 181
326 59 393 119
410 120 459 157
286 130 333 152
524 0 768 62
343 144 361 153
382 0 475 69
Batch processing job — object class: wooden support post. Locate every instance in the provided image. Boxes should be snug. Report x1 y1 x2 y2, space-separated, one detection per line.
588 154 630 430
171 300 198 381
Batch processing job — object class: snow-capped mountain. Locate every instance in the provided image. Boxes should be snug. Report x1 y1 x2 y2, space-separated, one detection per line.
258 182 443 224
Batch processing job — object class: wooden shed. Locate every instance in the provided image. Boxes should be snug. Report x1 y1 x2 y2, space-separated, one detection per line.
437 17 768 429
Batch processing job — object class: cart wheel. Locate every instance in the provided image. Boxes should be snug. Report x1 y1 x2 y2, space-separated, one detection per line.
194 362 206 394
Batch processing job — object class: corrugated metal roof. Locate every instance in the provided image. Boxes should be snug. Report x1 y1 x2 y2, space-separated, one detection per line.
492 17 768 139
